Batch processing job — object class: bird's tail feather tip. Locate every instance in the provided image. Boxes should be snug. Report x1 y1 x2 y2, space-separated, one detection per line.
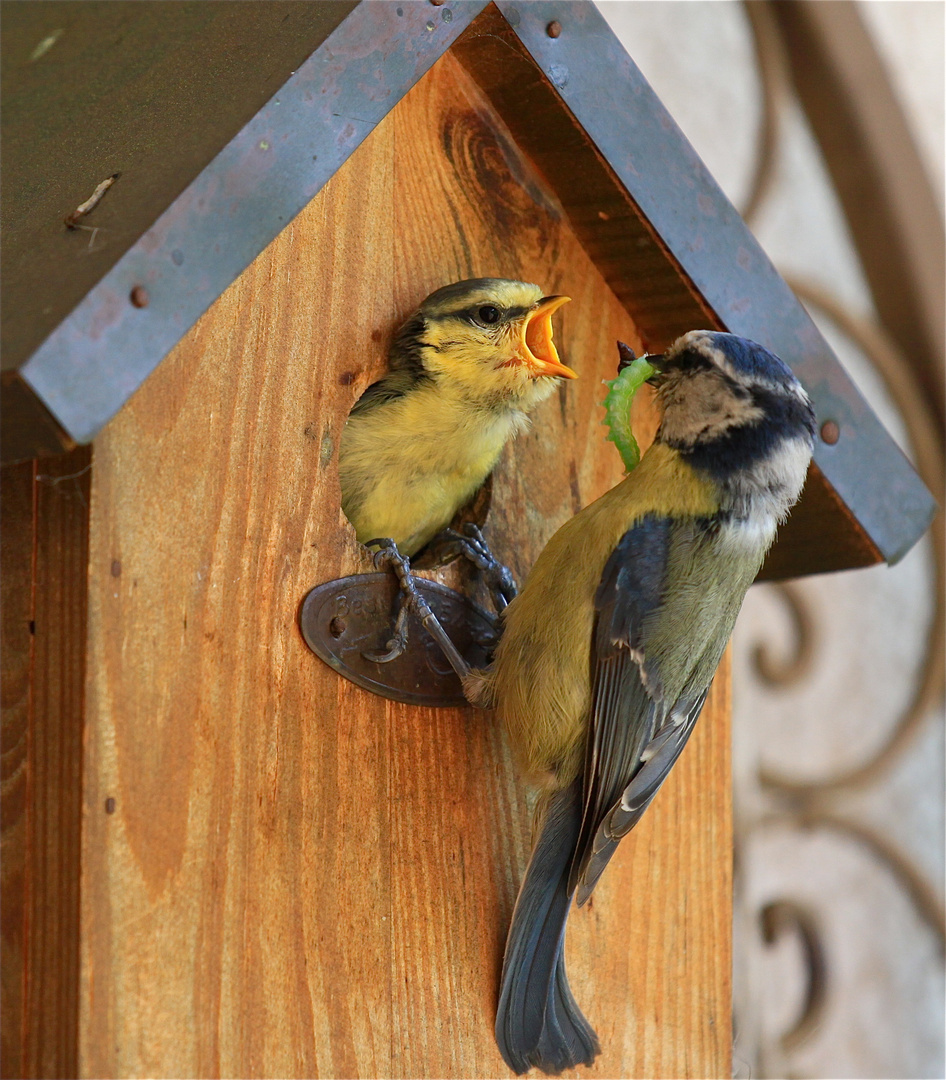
496 781 599 1075
496 959 600 1075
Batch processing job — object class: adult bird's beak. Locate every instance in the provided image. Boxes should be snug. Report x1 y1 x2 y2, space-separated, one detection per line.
644 353 667 385
518 295 577 379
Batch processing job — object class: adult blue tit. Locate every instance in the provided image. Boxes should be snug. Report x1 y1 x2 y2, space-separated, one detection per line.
338 278 574 661
468 330 816 1075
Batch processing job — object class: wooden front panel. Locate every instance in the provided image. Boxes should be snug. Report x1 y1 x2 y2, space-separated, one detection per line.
79 52 731 1078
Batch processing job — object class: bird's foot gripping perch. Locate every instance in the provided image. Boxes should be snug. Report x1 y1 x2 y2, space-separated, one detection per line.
427 523 518 613
362 538 472 679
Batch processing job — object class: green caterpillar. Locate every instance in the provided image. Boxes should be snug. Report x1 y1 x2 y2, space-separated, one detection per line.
601 346 656 473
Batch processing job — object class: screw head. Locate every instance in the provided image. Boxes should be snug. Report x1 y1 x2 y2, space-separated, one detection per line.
820 420 840 445
130 285 149 308
547 20 562 37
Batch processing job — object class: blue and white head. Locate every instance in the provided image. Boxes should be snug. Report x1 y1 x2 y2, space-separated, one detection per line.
649 330 816 518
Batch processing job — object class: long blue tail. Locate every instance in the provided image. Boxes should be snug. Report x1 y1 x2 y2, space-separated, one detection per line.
495 782 600 1075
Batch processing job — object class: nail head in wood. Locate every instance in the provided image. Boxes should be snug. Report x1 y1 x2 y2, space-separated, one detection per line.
820 420 840 445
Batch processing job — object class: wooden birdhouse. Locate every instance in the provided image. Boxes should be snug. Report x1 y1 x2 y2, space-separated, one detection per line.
2 3 934 1078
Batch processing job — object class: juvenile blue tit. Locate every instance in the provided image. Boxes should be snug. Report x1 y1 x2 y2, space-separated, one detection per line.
339 278 575 558
470 330 816 1075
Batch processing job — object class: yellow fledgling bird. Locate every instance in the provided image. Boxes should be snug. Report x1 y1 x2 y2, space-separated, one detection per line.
466 331 815 1074
339 278 575 559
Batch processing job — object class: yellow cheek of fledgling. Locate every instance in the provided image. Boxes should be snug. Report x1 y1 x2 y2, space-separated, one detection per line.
421 322 561 414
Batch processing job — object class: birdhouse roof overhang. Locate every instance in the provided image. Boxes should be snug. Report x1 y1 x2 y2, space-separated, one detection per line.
1 0 935 578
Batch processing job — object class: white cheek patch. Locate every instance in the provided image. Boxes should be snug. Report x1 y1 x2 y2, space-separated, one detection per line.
659 371 764 445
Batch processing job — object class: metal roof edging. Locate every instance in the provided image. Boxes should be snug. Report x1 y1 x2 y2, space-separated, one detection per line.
495 0 935 565
19 0 489 445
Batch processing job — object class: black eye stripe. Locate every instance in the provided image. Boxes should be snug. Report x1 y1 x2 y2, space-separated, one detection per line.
428 302 533 327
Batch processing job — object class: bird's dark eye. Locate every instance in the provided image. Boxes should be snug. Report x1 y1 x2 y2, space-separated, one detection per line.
478 305 501 325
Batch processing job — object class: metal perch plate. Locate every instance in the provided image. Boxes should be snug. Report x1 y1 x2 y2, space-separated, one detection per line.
299 573 497 706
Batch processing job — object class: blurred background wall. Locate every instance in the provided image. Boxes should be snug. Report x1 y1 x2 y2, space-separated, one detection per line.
593 2 944 1076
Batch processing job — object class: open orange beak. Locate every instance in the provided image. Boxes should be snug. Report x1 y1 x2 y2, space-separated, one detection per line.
519 295 577 379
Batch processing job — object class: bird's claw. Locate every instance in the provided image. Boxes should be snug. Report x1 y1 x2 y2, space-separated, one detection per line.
362 538 434 664
358 536 475 681
362 603 410 663
366 537 406 573
432 523 518 611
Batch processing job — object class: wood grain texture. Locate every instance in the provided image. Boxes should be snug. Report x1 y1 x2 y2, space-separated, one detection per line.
0 461 32 1079
80 51 730 1078
1 448 90 1079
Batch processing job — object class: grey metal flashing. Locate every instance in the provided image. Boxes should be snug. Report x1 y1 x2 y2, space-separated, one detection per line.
494 0 935 563
19 0 488 444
